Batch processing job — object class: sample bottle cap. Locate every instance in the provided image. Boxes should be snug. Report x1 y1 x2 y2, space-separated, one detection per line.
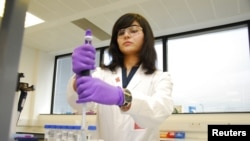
88 125 97 130
85 29 93 40
85 29 92 36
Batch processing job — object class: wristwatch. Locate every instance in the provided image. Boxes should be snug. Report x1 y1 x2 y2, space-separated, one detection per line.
120 88 132 111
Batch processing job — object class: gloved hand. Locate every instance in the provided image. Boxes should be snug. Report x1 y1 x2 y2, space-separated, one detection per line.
72 44 96 75
75 76 124 106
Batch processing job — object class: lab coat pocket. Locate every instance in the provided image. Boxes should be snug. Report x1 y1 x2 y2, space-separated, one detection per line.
129 123 149 141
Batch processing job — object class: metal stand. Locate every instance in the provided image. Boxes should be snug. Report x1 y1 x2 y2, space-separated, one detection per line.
16 73 35 125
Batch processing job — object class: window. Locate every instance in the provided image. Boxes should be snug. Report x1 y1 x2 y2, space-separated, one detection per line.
53 55 74 114
102 40 163 70
52 50 101 114
167 25 250 113
155 39 163 70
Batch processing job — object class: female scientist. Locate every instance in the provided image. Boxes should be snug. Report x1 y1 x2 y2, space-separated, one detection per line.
67 13 174 141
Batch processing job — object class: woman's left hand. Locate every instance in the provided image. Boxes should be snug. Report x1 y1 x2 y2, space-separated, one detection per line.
76 76 124 106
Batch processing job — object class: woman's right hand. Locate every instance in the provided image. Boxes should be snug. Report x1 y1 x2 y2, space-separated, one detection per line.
72 44 96 75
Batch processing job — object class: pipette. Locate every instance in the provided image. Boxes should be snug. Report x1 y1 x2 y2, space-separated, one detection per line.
81 29 93 141
81 29 92 76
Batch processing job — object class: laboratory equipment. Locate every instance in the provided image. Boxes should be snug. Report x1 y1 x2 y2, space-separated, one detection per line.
16 73 35 125
86 125 98 141
81 29 93 141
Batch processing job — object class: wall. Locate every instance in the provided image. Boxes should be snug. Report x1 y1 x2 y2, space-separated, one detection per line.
17 46 54 121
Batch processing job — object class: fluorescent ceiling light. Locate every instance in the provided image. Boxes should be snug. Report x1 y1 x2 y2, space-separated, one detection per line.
0 0 44 28
24 12 44 28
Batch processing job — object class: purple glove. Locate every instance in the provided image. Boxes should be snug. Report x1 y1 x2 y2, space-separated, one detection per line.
72 44 96 75
75 76 124 106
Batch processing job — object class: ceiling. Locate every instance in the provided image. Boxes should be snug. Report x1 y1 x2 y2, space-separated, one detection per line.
23 0 250 55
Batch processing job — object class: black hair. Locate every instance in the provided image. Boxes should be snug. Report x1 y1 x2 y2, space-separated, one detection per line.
101 13 157 74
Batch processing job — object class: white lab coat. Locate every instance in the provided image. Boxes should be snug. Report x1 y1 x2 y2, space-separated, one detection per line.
67 65 174 141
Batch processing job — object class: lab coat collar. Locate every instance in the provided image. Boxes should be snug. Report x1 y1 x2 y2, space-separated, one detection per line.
112 65 143 89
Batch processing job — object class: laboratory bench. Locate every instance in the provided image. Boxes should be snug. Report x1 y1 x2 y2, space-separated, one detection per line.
16 114 207 141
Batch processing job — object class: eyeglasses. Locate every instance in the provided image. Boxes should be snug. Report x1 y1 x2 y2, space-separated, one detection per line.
117 25 143 38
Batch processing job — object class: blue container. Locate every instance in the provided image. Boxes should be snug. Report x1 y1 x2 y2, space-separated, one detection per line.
15 137 39 141
174 131 185 138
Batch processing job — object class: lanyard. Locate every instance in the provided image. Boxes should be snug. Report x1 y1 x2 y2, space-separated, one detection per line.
122 66 139 88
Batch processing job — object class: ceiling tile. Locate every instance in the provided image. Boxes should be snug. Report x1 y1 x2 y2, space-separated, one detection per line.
186 0 215 22
139 0 177 30
213 0 238 18
160 0 195 26
239 0 250 13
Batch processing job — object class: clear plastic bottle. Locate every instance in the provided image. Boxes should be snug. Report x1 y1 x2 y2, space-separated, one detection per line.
61 125 68 141
44 124 51 141
74 125 82 141
86 125 98 141
55 125 62 141
67 125 75 141
48 125 56 141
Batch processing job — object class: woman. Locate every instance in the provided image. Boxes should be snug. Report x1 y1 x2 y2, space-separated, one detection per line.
67 13 174 141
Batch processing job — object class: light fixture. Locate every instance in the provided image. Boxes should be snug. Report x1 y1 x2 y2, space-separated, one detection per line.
23 12 44 28
0 0 44 28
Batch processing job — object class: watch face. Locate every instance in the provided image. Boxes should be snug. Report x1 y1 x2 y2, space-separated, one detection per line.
126 94 132 102
124 89 132 102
